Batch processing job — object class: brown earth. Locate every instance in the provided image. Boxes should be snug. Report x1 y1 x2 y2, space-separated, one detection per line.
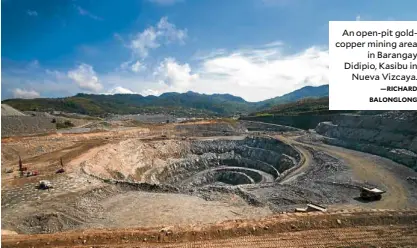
2 209 417 247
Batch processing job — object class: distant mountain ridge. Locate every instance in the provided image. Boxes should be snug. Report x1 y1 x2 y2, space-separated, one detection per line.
2 84 329 117
257 84 329 109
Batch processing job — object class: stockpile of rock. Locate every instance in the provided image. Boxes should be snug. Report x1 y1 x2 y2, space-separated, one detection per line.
1 116 56 137
1 104 26 116
315 111 417 171
1 104 56 137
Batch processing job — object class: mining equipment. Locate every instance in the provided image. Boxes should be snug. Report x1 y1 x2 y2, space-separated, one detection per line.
38 180 53 190
360 187 385 201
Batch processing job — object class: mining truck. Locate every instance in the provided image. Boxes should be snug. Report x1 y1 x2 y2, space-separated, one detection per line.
360 187 385 201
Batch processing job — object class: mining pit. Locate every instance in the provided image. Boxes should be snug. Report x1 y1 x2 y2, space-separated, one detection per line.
2 119 417 246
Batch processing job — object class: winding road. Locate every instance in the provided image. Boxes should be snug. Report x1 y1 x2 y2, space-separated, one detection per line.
275 133 411 209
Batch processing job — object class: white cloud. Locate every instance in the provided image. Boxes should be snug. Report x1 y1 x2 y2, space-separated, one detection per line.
140 89 160 96
119 60 145 73
26 10 38 16
128 17 187 59
68 64 103 92
191 44 328 101
154 58 198 91
101 43 328 101
147 0 184 6
2 60 82 99
192 49 227 61
12 88 40 99
130 27 160 58
263 41 284 48
75 5 103 21
131 61 144 72
108 86 136 94
356 15 361 21
157 17 187 44
120 61 131 71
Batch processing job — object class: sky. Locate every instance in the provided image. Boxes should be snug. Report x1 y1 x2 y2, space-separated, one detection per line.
2 0 417 102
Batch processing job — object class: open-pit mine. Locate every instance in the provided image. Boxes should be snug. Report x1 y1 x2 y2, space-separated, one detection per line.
2 113 417 247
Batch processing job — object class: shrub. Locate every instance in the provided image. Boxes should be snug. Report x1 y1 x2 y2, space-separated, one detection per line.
56 120 75 129
64 120 74 126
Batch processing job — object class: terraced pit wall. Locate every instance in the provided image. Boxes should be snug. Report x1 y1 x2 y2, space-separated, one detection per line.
315 113 417 171
82 136 301 190
153 136 301 187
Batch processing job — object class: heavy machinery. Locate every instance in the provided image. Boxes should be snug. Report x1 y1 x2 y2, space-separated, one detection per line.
18 155 40 177
38 180 53 190
25 171 39 177
360 187 385 201
56 157 65 173
18 155 27 176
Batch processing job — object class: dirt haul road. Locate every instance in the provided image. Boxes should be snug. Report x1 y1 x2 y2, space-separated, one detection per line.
276 134 410 209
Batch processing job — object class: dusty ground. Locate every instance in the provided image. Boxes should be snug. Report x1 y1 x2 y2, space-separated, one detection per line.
2 120 417 247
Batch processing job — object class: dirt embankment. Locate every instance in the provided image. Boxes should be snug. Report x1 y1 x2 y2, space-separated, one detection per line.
3 210 417 248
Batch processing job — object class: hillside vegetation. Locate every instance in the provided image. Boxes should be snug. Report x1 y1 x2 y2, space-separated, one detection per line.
250 97 354 116
2 92 251 117
256 85 329 109
2 85 330 117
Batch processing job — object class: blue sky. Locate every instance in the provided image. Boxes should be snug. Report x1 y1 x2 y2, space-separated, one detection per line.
2 0 417 101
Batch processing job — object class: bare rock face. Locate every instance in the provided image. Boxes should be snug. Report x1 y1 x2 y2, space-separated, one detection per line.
315 112 417 171
81 136 301 189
